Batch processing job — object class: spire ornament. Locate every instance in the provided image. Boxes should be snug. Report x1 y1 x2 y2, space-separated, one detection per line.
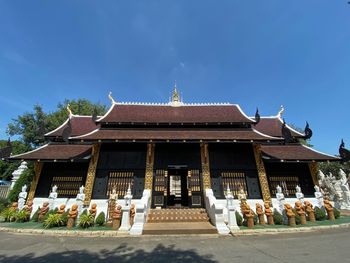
169 82 183 107
66 104 73 118
277 105 284 118
108 92 116 104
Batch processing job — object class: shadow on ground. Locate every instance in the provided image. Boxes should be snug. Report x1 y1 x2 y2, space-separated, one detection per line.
0 243 217 263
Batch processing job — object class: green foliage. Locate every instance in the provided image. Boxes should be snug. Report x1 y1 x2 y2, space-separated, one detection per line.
253 212 258 225
235 211 243 226
7 99 107 149
319 161 350 179
315 207 327 221
0 198 10 213
293 209 301 225
273 209 283 225
95 212 105 226
1 208 16 222
15 210 30 223
334 207 340 219
43 209 56 221
7 165 34 202
31 207 40 222
79 214 95 228
43 214 63 228
0 140 30 181
81 209 88 215
7 105 47 148
60 211 69 226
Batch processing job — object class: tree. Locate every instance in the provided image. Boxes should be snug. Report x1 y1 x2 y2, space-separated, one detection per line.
0 140 29 181
319 161 350 178
3 99 106 181
7 99 107 149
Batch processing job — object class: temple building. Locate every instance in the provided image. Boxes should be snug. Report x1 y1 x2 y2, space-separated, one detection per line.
10 88 338 213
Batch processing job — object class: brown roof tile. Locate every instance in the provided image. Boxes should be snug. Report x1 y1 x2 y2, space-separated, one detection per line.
70 128 280 141
97 104 254 124
45 116 99 138
10 144 92 161
255 117 304 138
261 144 338 161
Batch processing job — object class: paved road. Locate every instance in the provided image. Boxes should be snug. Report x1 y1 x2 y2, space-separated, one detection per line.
0 229 349 263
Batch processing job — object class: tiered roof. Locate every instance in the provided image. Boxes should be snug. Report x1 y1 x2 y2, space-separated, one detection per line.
9 92 338 162
254 116 305 138
45 115 99 139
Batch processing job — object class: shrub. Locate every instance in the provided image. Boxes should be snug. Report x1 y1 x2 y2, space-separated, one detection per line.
273 209 283 225
31 207 40 222
60 211 69 226
95 212 105 226
315 207 326 221
43 210 56 221
293 209 301 225
15 210 30 223
7 166 34 202
235 211 243 226
81 209 88 215
1 208 16 222
334 207 340 219
253 212 258 225
0 198 11 213
43 214 63 228
79 214 95 228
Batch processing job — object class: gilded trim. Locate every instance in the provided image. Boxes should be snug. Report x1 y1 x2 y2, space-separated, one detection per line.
144 143 155 190
253 144 272 203
308 162 318 186
200 143 211 189
27 161 43 201
84 144 101 206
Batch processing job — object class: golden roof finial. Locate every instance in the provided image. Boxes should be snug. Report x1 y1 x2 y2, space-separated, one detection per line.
171 81 180 103
277 105 284 118
66 103 73 117
108 91 116 104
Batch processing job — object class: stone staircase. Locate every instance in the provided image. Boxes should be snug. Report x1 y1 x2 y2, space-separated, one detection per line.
143 208 217 235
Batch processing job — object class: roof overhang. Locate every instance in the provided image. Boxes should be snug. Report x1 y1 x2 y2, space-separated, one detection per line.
9 144 92 162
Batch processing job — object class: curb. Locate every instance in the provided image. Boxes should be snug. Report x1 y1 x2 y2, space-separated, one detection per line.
1 223 349 237
232 223 350 236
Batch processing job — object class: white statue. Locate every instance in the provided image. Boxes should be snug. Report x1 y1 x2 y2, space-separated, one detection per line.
339 169 350 208
48 185 58 210
314 185 324 208
226 184 234 207
109 187 118 202
18 184 28 210
237 187 247 202
295 185 305 205
124 184 133 207
276 185 285 213
76 185 86 216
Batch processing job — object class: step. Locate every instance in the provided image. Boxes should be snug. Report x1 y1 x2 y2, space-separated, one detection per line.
143 222 217 235
147 208 210 223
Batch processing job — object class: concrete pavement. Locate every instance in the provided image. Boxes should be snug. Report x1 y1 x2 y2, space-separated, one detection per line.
0 228 349 262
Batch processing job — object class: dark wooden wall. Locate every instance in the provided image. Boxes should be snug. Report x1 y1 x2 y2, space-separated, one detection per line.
35 162 89 198
209 143 261 199
264 162 314 197
92 143 147 199
153 143 201 170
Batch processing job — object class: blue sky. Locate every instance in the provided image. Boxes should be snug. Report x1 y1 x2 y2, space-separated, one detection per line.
0 1 349 155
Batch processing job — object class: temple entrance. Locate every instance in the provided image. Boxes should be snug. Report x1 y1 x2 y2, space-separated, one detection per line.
167 167 189 207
